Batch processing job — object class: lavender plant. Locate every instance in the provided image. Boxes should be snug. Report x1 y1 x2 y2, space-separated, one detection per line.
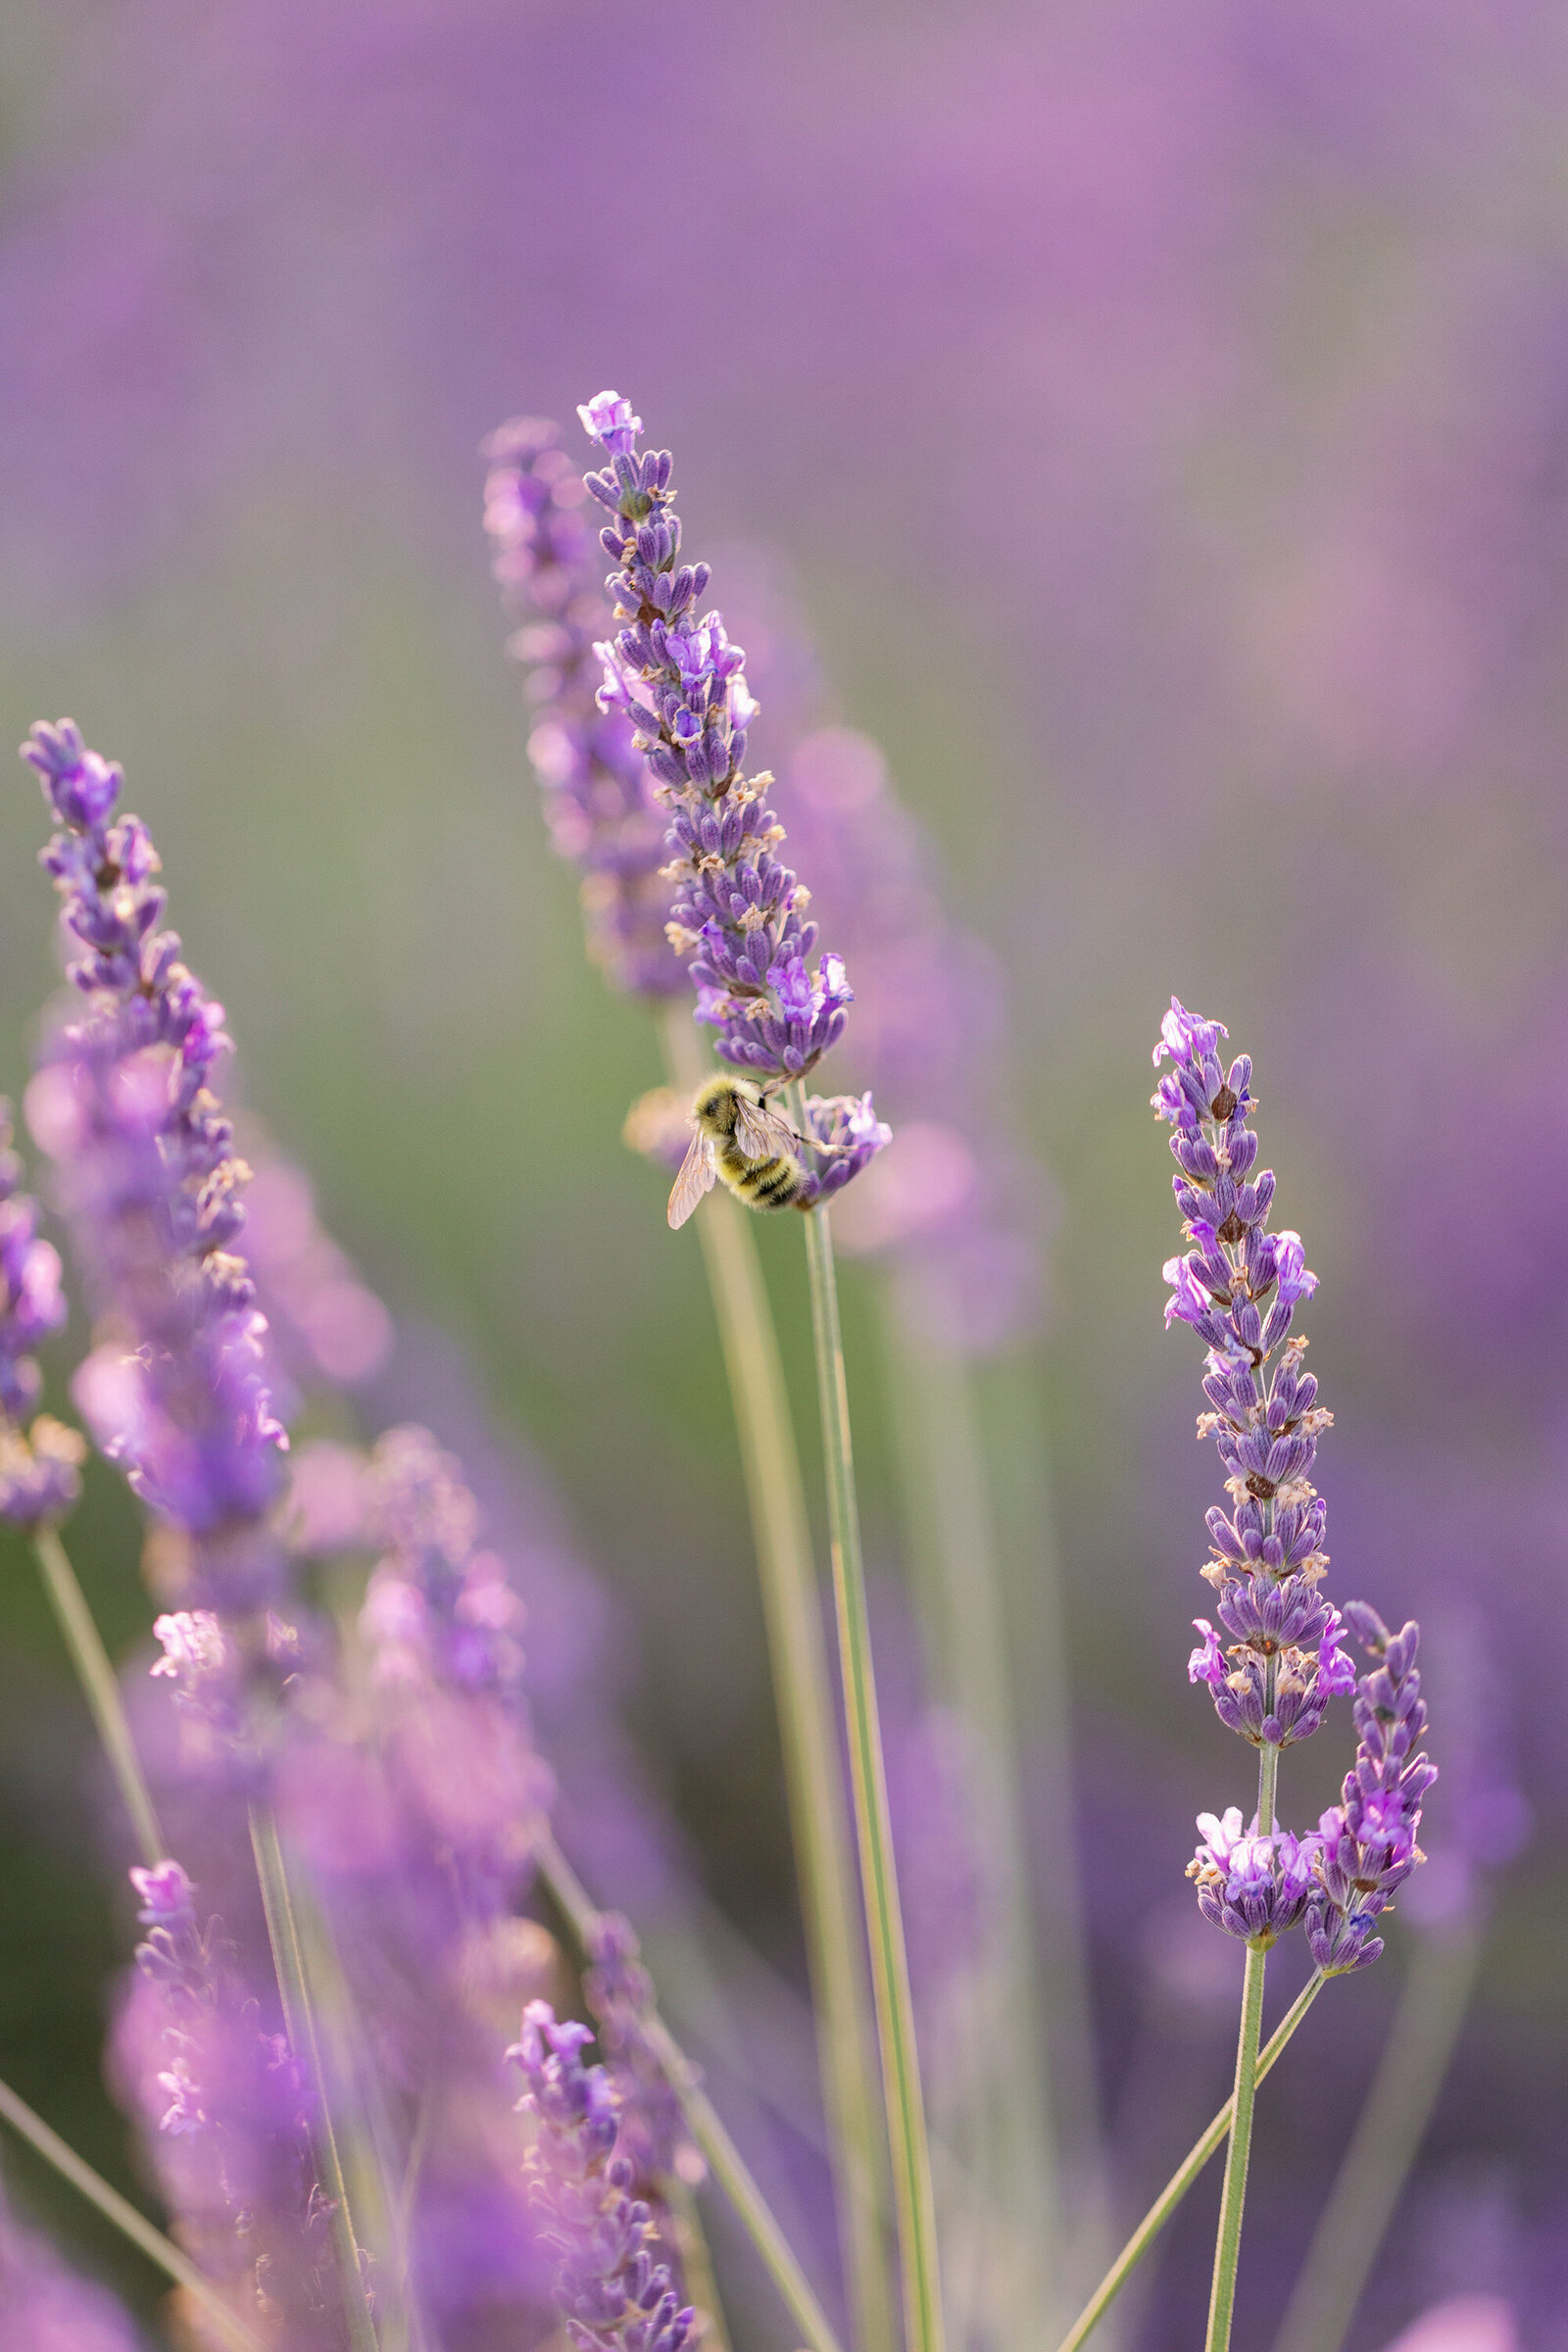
1152 999 1435 2352
509 2002 694 2352
574 390 942 2352
486 408 894 2352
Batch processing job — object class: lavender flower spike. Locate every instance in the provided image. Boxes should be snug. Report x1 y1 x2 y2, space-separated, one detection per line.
509 1999 696 2352
1153 999 1351 1752
578 393 888 1199
21 719 287 1607
1307 1607 1438 1975
483 416 687 998
0 1099 85 1524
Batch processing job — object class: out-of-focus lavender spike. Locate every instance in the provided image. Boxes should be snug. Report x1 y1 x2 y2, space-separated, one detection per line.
114 1855 341 2345
483 416 689 999
508 1999 696 2352
1153 998 1351 1758
748 700 1048 1357
238 1134 393 1411
1401 1607 1529 1932
1307 1609 1438 1976
0 2179 146 2352
20 718 288 1614
357 1422 550 1918
0 1096 85 1525
577 393 887 1200
582 1910 701 2192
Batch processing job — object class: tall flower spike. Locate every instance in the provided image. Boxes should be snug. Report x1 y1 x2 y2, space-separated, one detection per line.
1306 1607 1437 1976
360 1423 548 1917
116 1852 344 2339
509 1999 696 2352
483 416 688 998
20 719 287 1608
578 392 888 1200
1153 999 1352 1752
0 1098 85 1524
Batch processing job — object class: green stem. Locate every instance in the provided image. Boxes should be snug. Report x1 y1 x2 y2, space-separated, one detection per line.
1054 1971 1327 2352
1205 1740 1280 2352
0 2070 267 2352
248 1806 380 2352
536 1831 846 2352
795 1174 945 2352
31 1524 165 1870
1270 1921 1483 2352
662 1008 892 2352
880 1309 1069 2338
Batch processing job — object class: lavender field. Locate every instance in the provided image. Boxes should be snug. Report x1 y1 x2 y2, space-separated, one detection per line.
0 8 1560 2351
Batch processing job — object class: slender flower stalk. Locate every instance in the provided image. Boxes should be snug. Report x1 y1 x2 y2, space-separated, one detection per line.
798 1181 945 2352
488 415 892 2352
1052 1972 1328 2352
535 1828 847 2352
248 1806 381 2352
1207 1846 1271 2352
661 1003 892 2352
877 1318 1072 2332
0 2070 268 2352
31 1520 166 1867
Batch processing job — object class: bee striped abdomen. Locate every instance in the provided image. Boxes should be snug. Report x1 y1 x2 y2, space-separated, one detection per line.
718 1147 807 1212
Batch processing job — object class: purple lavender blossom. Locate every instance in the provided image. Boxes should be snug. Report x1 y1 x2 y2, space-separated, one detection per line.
359 1423 549 1915
508 1999 695 2352
483 416 688 999
0 1099 85 1525
1307 1607 1438 1976
114 1851 346 2344
20 719 287 1608
240 1142 393 1404
1153 998 1350 1750
582 1911 700 2193
1188 1806 1320 1949
579 397 886 1193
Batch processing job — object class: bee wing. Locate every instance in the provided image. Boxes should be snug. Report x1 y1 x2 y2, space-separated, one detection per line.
667 1130 718 1229
733 1093 798 1161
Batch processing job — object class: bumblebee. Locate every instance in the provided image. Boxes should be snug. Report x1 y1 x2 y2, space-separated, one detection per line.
667 1075 811 1228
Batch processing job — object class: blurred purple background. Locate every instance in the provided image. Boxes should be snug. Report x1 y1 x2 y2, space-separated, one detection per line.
0 5 1564 2348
